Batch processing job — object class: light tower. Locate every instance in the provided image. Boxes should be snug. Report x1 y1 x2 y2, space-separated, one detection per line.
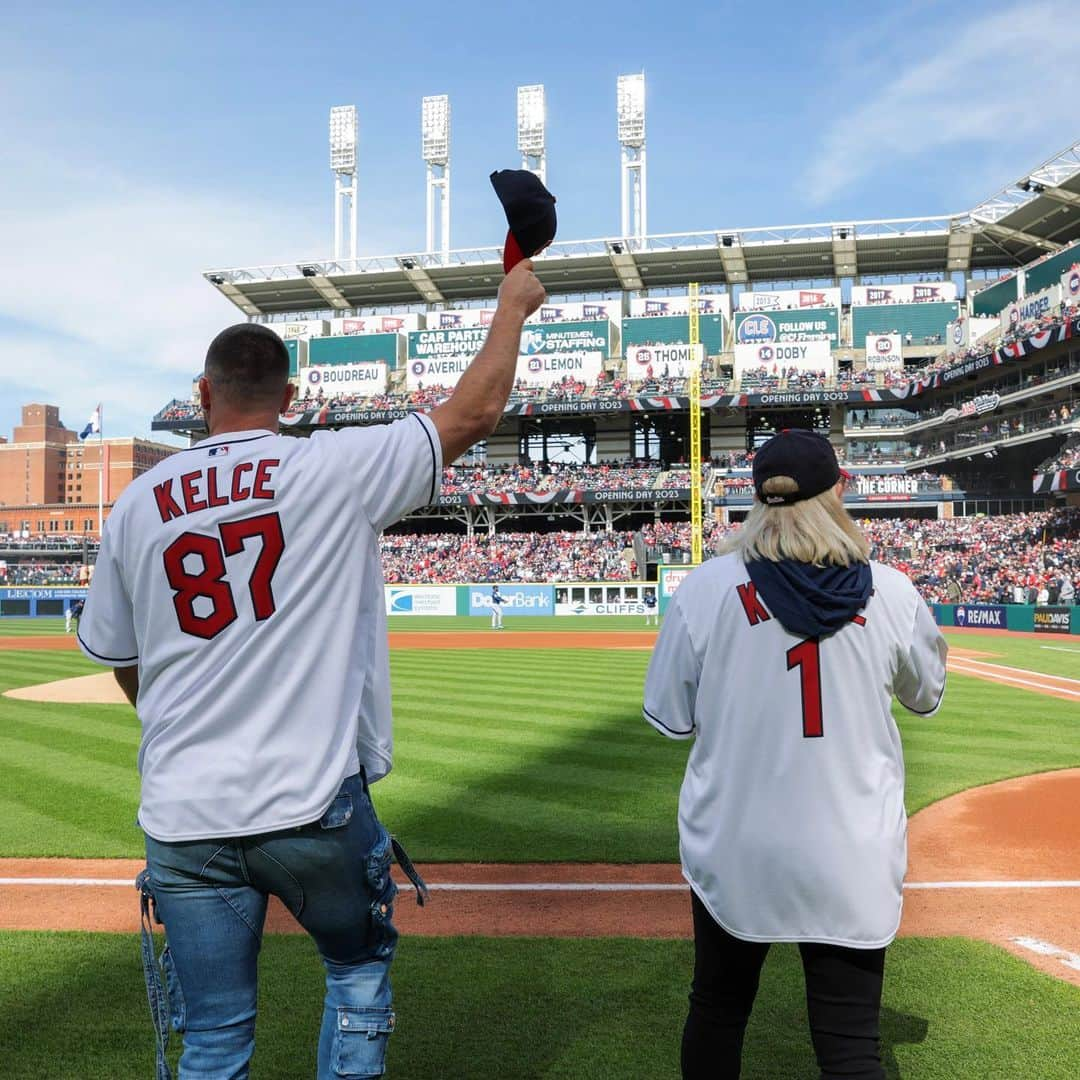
617 73 647 244
422 94 451 258
517 84 547 184
329 105 358 262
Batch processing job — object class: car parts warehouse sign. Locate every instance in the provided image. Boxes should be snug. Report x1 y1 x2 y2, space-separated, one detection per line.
407 320 611 389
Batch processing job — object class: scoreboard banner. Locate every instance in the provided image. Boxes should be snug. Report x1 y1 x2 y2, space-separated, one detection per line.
300 363 387 396
431 486 689 507
331 314 422 334
626 343 704 376
1000 285 1061 333
737 288 841 312
734 308 840 347
630 294 731 320
733 340 834 374
851 283 957 305
864 334 903 369
528 301 621 324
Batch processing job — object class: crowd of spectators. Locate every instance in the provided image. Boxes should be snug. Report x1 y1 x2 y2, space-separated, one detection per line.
1038 438 1080 473
440 461 662 496
0 562 89 586
380 531 634 583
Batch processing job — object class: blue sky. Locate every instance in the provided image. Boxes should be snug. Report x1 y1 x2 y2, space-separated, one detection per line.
1 0 1076 444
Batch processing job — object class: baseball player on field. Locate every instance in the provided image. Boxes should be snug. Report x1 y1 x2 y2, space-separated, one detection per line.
76 260 546 1078
643 429 947 1080
643 588 658 626
490 583 506 629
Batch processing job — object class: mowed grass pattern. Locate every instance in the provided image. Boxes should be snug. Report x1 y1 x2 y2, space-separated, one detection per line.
1 932 1079 1079
0 644 1077 860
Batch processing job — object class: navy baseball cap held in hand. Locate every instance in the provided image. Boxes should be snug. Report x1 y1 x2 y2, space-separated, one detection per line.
490 169 557 273
753 429 844 506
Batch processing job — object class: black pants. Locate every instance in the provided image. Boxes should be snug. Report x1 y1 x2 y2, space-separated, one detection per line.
682 891 886 1080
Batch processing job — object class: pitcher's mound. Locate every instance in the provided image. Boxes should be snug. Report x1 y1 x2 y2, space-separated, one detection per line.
3 672 129 705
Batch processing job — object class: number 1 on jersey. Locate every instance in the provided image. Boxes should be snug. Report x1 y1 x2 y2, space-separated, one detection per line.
786 638 823 738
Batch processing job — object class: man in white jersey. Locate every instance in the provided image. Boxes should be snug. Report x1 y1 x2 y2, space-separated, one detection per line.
77 262 546 1078
643 429 947 1080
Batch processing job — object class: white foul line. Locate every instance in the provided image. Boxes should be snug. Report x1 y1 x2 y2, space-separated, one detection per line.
3 878 1080 892
1039 646 1080 655
1012 936 1080 972
948 662 1080 697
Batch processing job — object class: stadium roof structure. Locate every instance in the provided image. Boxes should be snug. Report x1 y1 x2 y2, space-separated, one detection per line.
204 141 1080 318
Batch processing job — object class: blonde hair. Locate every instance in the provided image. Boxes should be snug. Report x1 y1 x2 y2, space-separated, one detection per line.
718 476 871 567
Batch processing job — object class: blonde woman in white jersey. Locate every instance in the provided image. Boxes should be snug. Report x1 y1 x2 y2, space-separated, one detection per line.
643 429 947 1080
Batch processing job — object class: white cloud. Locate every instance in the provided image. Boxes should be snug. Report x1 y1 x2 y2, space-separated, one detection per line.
806 0 1080 204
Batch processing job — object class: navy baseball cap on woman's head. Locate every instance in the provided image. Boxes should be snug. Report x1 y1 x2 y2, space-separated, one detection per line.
753 429 842 506
491 169 557 272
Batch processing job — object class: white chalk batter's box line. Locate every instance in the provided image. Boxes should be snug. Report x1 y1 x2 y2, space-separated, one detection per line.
3 878 1080 891
1011 936 1080 973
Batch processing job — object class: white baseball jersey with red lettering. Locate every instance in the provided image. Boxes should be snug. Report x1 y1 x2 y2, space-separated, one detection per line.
643 553 947 948
78 416 441 842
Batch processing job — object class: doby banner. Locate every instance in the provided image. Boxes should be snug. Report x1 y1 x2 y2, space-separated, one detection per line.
734 339 834 375
301 363 387 395
626 343 704 376
864 334 903 370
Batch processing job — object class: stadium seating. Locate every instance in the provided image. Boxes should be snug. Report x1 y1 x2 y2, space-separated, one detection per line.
850 302 959 346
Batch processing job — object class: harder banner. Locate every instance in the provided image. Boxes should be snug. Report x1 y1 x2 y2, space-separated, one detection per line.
851 283 957 305
300 363 387 396
384 586 457 616
864 334 903 370
737 288 841 312
332 314 423 334
1000 285 1061 333
626 343 704 377
734 340 834 375
630 294 731 320
734 308 840 347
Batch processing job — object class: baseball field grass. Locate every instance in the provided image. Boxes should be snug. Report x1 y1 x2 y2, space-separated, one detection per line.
3 932 1079 1079
1 617 1078 1078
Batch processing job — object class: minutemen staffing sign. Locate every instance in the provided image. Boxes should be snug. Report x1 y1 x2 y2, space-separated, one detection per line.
407 320 612 389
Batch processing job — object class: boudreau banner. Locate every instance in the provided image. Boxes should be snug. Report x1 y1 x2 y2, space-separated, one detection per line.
1061 264 1080 303
630 294 731 320
850 283 957 305
864 334 903 370
626 343 704 377
300 363 387 396
734 308 840 347
331 314 423 334
734 340 834 375
737 288 841 312
1000 285 1061 333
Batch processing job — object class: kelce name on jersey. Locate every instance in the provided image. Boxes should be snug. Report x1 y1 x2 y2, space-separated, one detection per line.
735 581 869 628
153 460 280 523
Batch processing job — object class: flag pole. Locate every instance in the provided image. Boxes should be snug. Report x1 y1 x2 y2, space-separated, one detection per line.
97 405 104 539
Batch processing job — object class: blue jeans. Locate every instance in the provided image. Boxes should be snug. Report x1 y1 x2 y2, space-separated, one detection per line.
140 772 420 1079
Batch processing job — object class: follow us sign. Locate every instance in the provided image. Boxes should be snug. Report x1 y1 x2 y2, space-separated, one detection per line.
468 585 554 617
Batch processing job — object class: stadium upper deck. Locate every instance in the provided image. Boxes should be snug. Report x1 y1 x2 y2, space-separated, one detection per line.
202 142 1080 317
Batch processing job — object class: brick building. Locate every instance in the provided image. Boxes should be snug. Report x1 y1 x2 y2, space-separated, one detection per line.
0 404 177 538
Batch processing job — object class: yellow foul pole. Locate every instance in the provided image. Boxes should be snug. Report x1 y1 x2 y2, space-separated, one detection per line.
688 282 702 565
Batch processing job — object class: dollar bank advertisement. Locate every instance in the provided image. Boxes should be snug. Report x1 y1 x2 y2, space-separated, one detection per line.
407 320 611 389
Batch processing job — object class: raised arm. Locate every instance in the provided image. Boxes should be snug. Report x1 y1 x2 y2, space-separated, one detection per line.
428 260 546 463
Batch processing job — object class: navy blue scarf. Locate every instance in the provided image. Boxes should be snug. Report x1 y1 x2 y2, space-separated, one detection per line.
746 558 873 638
